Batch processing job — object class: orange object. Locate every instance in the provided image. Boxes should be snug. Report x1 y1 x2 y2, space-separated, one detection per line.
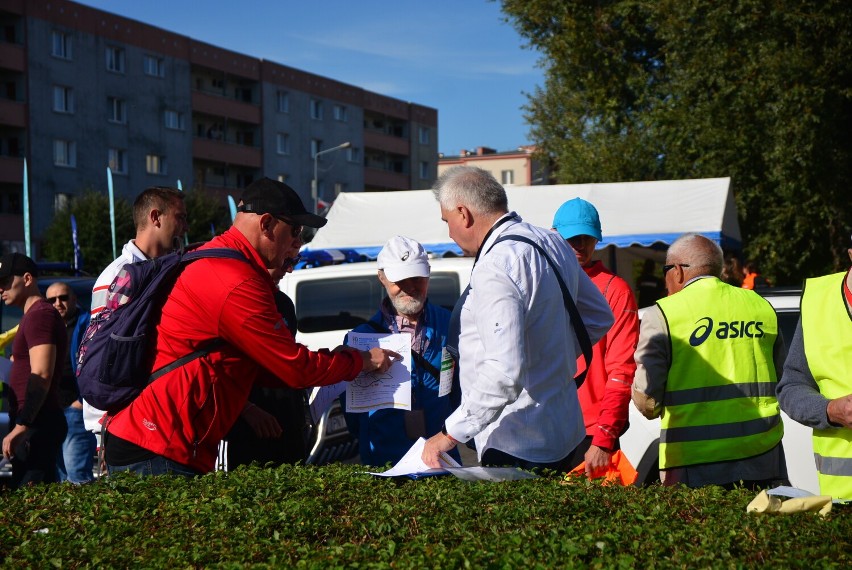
566 450 638 486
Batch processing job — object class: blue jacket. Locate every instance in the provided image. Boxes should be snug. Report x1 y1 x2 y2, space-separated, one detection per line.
70 309 90 372
344 300 458 466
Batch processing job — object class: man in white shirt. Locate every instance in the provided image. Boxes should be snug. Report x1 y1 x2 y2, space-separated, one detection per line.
422 166 613 470
83 186 188 434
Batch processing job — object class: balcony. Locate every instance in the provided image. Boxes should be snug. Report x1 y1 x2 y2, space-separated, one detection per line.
192 91 260 125
192 137 262 169
0 98 25 128
363 130 410 156
0 155 23 183
0 212 23 241
364 167 409 191
0 42 24 72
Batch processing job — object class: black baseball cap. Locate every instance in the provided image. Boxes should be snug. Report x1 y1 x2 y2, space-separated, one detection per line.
0 252 38 280
238 178 327 229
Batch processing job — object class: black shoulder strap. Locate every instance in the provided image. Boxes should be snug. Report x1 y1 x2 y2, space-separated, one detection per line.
489 234 593 388
364 320 441 380
148 247 249 382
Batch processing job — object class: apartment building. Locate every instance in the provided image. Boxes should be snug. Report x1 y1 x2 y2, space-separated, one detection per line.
438 145 550 187
0 0 438 254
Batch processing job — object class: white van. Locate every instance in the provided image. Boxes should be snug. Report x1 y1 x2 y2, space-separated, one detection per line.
279 257 474 351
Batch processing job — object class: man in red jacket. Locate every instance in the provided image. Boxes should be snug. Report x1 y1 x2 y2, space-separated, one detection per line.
104 178 397 476
552 198 639 477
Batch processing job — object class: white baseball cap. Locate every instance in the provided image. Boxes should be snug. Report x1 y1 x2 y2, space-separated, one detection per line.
377 236 431 282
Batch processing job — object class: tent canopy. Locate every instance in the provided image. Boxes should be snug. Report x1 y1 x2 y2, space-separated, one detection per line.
304 177 740 260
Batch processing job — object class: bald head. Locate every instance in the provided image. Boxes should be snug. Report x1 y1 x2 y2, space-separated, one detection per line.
664 233 724 295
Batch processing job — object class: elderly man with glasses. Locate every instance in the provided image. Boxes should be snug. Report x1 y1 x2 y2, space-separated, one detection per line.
632 233 788 489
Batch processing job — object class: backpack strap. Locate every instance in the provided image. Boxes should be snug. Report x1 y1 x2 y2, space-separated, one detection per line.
363 320 441 380
489 234 593 388
148 247 249 382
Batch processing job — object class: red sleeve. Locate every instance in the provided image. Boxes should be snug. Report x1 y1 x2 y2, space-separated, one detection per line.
217 277 363 389
593 276 639 449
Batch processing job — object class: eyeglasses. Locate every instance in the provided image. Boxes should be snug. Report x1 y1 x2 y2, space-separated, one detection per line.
662 263 690 275
47 294 70 304
273 215 303 238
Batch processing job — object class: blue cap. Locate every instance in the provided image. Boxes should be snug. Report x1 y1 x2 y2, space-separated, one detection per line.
552 198 602 241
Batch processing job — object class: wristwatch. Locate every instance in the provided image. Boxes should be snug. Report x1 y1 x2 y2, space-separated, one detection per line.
441 423 459 445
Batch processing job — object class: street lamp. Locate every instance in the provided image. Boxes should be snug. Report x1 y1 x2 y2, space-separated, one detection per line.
312 141 351 214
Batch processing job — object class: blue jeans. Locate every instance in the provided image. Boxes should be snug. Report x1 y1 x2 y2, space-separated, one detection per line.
57 405 97 484
107 455 200 478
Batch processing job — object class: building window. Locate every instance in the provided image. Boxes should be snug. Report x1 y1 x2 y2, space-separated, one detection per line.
146 154 167 175
164 110 185 130
53 86 74 113
501 170 515 185
51 30 72 59
143 55 165 77
334 182 346 196
276 133 290 155
107 97 127 124
347 147 360 163
333 105 347 122
53 139 76 167
310 139 322 158
419 127 430 145
108 148 127 174
106 46 125 73
310 99 323 120
420 161 430 180
276 91 289 113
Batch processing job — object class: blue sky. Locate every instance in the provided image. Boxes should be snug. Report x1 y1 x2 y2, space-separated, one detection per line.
74 0 543 156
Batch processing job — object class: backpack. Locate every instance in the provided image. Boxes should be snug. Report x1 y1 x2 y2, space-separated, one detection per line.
76 247 247 413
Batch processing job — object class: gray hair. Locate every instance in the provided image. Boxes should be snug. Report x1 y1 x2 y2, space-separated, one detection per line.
666 233 724 278
432 165 508 216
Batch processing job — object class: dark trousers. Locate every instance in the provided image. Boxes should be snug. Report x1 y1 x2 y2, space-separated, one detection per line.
11 410 67 488
480 448 573 473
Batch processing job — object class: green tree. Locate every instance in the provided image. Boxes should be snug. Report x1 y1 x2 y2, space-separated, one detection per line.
183 187 231 244
501 0 852 283
41 190 134 275
41 187 231 275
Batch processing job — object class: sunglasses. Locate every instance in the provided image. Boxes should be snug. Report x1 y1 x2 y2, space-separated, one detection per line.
283 255 301 270
47 294 70 304
662 263 690 275
273 215 303 238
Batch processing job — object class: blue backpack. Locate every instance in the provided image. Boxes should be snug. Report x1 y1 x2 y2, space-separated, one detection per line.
76 247 247 413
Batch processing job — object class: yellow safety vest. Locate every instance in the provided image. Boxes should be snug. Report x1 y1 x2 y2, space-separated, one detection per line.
656 278 782 469
801 271 852 500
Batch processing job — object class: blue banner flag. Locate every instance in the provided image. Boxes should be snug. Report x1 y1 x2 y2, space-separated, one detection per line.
71 214 82 274
227 195 237 222
23 159 31 257
107 167 117 259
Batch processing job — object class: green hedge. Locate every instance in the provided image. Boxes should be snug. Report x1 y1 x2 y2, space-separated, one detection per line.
1 464 849 568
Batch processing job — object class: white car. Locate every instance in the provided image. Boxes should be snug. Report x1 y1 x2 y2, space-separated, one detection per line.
623 288 817 492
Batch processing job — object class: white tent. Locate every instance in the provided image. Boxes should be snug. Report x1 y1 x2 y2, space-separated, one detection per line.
305 177 740 267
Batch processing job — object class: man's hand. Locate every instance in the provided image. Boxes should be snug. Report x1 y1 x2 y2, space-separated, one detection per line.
2 424 29 460
421 432 457 468
827 394 852 429
584 444 613 478
240 404 283 439
361 347 402 374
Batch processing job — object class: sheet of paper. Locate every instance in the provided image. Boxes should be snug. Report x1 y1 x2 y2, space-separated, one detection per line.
368 437 460 477
308 383 348 424
438 347 453 397
346 332 412 413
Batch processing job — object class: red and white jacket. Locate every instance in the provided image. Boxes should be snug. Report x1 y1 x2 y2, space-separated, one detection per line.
107 227 363 471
